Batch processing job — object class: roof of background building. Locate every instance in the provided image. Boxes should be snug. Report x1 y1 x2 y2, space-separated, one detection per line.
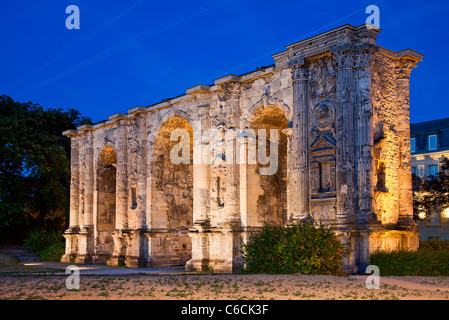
411 118 449 134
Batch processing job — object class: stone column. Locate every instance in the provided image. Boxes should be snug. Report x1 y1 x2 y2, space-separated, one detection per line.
333 44 357 217
109 120 128 266
332 44 358 273
355 45 376 217
289 54 310 221
126 114 148 268
83 132 94 228
206 82 244 274
186 105 211 272
62 135 80 263
116 121 129 230
75 130 95 264
353 44 376 271
69 137 80 229
283 127 295 222
395 58 418 235
193 105 211 222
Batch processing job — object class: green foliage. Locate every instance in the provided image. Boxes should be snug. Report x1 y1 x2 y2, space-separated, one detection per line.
24 229 64 254
36 242 66 262
0 95 92 244
413 157 449 221
242 221 345 275
370 241 449 276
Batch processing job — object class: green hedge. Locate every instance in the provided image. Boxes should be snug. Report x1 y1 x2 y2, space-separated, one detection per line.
370 241 449 276
242 221 345 275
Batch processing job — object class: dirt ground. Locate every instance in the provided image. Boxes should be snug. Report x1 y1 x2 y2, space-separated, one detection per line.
1 273 449 300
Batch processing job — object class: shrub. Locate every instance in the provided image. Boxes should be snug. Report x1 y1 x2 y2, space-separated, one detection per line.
242 221 345 275
370 246 449 276
24 228 64 258
36 241 66 262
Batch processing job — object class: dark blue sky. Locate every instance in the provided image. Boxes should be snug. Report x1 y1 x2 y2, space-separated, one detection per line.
1 0 448 124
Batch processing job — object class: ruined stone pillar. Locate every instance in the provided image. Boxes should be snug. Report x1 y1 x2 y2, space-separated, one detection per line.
69 137 80 229
75 130 94 264
125 230 146 268
352 44 377 270
108 120 128 266
186 105 211 272
205 82 244 274
333 44 357 217
332 44 358 273
289 54 310 221
62 136 80 263
116 121 129 230
193 105 211 222
395 58 418 234
355 45 376 217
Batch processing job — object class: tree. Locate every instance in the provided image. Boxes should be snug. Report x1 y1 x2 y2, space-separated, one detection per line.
413 157 449 221
0 95 92 244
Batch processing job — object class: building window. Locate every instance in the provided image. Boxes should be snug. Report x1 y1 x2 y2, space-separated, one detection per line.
411 167 417 176
410 138 416 153
428 134 438 150
428 164 438 177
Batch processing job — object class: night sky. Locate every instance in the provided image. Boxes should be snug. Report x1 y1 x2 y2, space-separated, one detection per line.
1 0 448 124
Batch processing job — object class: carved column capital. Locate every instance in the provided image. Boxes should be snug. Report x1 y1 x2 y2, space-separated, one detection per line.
332 43 378 70
354 44 377 68
288 54 309 82
331 44 355 69
395 58 415 81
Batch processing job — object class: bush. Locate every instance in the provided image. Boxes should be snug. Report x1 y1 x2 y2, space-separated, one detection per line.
36 242 66 262
24 228 64 260
370 246 449 276
242 221 345 275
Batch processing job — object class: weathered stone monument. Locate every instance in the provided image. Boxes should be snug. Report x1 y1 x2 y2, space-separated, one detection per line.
61 24 422 273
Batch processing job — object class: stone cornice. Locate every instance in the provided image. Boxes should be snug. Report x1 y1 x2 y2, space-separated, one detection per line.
62 24 422 137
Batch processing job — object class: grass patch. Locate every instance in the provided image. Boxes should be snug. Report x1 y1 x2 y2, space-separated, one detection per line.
370 241 449 276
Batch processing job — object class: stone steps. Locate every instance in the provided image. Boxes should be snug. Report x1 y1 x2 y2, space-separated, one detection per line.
0 246 41 263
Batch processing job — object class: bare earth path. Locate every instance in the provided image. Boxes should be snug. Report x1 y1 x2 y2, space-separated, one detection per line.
1 273 449 300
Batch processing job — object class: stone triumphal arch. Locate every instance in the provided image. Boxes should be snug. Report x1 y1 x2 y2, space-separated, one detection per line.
62 24 422 273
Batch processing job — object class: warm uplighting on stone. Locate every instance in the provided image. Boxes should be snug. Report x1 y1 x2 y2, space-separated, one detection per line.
61 24 422 274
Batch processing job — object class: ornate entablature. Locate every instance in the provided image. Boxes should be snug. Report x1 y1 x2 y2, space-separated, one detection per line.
62 24 423 274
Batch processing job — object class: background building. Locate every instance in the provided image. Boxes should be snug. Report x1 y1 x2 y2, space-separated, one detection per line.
411 117 449 240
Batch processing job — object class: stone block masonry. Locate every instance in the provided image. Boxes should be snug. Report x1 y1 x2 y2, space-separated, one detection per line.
61 24 422 274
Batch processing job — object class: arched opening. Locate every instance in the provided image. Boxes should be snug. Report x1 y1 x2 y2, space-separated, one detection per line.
248 105 289 226
150 116 193 267
96 146 117 263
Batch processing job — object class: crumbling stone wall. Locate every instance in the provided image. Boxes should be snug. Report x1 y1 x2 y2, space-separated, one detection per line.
249 105 288 226
150 116 193 266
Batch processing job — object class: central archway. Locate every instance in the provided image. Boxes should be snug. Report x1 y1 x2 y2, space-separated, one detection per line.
95 146 117 263
248 105 289 226
149 116 194 267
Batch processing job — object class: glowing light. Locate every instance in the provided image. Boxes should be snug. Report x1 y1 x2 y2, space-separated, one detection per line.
418 212 426 220
442 208 449 218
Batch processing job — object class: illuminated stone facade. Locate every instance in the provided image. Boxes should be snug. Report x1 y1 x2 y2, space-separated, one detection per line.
61 24 422 273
